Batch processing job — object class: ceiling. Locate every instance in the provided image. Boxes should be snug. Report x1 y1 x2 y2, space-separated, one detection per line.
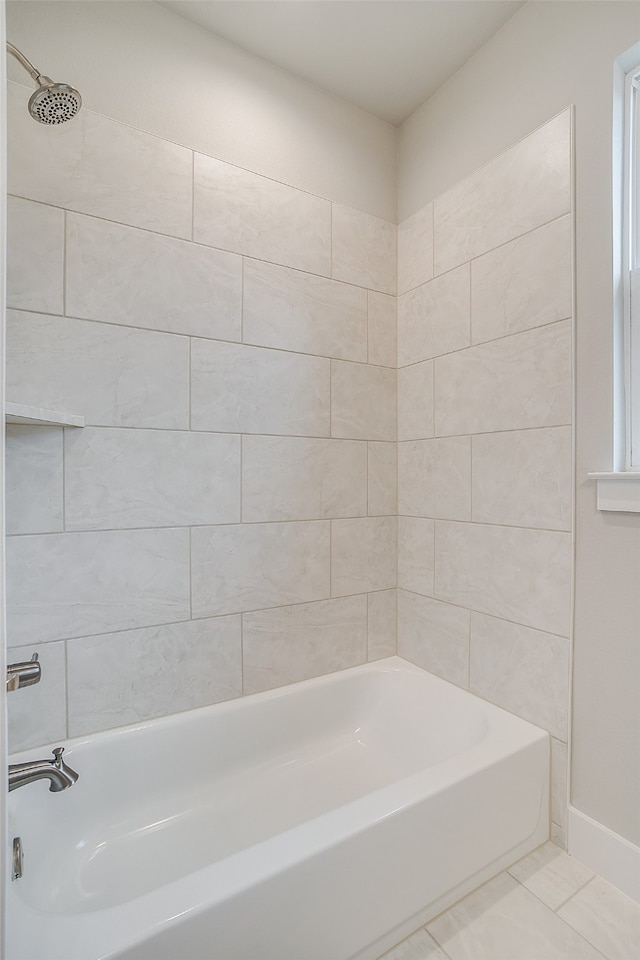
160 1 525 126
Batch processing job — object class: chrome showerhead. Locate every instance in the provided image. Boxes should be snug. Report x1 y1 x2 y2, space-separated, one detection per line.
7 41 82 125
28 77 82 124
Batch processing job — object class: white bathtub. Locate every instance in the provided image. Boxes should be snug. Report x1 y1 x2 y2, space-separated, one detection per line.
5 656 549 960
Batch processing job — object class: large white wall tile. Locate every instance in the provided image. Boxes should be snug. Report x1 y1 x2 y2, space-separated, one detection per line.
242 436 366 522
194 153 331 274
331 516 396 597
470 613 569 740
368 589 397 661
8 82 192 238
398 516 435 596
67 616 242 736
434 321 571 437
7 528 190 646
64 428 240 530
398 590 470 689
433 110 571 274
368 291 396 367
471 215 572 344
191 521 330 618
435 521 571 637
331 361 396 441
397 264 470 366
368 442 397 517
398 202 434 295
332 204 397 294
242 596 367 694
191 339 330 436
6 197 64 314
7 311 189 429
398 362 434 441
66 214 242 340
472 427 572 530
5 425 63 535
6 641 66 752
243 259 367 361
398 438 471 520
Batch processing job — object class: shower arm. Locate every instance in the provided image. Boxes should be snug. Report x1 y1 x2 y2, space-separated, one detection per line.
6 41 45 84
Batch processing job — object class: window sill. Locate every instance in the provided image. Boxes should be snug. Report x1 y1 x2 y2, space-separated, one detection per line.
588 472 640 512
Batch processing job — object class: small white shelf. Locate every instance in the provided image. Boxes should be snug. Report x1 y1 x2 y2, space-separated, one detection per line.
588 471 640 513
5 402 85 428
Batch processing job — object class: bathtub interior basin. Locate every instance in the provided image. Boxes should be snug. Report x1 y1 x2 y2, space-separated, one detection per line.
6 656 549 960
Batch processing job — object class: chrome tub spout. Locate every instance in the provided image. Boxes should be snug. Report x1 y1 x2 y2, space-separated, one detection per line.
9 747 79 793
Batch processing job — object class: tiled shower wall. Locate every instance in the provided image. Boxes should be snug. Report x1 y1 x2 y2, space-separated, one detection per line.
5 81 398 751
5 84 573 848
396 110 573 847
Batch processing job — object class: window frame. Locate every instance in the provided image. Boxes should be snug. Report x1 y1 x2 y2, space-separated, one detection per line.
589 45 640 510
623 66 640 471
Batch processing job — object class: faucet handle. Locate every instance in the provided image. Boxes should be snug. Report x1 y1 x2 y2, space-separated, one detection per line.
50 747 79 788
6 653 41 692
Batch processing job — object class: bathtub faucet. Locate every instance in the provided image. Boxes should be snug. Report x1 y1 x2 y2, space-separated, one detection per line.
8 747 79 793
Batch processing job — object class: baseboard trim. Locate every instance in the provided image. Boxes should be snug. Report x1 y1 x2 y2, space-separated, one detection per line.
568 805 640 902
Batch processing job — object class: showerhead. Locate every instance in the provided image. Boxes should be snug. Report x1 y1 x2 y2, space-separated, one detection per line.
28 77 82 124
7 41 82 125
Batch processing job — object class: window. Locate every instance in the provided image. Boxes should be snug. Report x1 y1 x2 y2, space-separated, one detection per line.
623 65 640 470
589 45 640 510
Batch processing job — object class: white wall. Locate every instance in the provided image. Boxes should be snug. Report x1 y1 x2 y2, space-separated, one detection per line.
399 0 640 849
6 0 397 222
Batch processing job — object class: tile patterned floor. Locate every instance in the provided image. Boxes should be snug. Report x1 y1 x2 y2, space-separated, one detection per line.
378 843 640 960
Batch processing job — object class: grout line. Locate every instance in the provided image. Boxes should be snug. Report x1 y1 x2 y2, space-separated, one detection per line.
240 613 245 696
61 428 67 532
188 526 192 620
240 255 244 344
5 200 384 298
10 590 387 650
6 511 570 539
398 314 572 369
429 210 571 283
62 208 67 316
469 433 473 520
330 201 334 279
431 200 435 280
190 151 195 242
8 306 391 369
502 869 609 958
240 435 244 524
63 639 70 740
399 210 571 296
329 520 333 598
397 587 571 645
188 336 192 429
5 513 571 540
552 875 596 914
7 514 404 538
365 589 369 661
329 359 333 438
366 290 370 364
468 255 473 351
